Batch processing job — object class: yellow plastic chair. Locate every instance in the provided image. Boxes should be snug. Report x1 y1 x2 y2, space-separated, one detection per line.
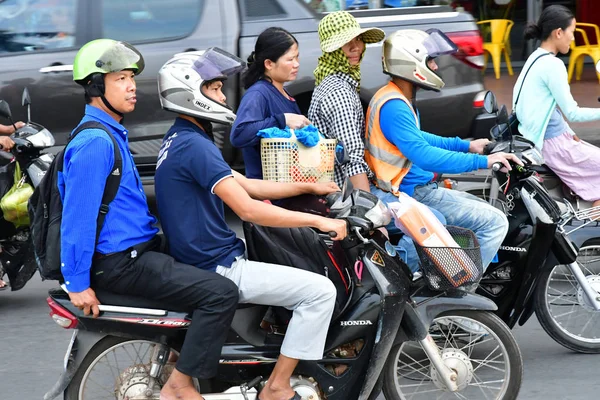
568 23 600 84
477 19 514 80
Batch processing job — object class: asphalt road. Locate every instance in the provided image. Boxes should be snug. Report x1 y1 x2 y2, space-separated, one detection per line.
1 270 599 400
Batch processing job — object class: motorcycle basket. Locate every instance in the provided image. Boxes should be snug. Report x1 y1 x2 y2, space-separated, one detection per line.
414 226 483 291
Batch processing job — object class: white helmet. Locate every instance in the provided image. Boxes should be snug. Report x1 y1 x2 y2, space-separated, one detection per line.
383 29 458 92
158 47 246 125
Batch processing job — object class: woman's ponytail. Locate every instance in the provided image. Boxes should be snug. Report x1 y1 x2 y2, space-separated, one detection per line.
524 23 542 41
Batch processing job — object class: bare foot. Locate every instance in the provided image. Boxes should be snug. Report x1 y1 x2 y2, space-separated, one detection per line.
0 279 7 290
258 384 296 400
160 368 204 400
160 383 204 400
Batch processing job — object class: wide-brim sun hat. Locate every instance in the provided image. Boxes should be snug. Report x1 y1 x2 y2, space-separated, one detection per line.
318 11 385 53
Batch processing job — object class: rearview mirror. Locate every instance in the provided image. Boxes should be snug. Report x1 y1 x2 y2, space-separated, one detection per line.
0 100 13 121
21 88 31 107
483 91 498 114
341 178 354 203
21 87 31 123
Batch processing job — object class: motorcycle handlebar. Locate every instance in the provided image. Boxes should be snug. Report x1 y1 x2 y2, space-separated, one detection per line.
492 162 502 172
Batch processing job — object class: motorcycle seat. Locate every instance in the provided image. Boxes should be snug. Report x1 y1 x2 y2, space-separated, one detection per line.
530 164 557 176
50 287 255 313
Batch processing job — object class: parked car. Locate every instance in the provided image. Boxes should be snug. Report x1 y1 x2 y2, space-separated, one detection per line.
0 0 487 185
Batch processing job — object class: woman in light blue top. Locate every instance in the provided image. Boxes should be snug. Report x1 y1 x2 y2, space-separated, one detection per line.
514 5 600 207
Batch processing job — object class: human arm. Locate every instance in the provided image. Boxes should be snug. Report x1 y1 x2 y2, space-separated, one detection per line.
230 91 286 148
60 132 114 294
232 170 339 200
0 136 14 151
215 176 347 239
0 122 25 135
546 61 600 123
380 100 488 174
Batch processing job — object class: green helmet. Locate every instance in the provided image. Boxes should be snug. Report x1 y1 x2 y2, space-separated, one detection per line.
73 39 145 82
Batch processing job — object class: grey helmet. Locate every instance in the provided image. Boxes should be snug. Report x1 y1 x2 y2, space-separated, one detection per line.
158 47 246 124
383 29 458 92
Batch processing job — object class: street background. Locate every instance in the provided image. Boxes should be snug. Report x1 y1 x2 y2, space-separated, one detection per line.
1 66 599 399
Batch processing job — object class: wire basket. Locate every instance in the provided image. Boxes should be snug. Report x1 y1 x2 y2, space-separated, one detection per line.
414 226 483 291
261 136 337 183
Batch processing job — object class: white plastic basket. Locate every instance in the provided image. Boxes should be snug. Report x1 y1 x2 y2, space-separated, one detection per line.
261 131 336 183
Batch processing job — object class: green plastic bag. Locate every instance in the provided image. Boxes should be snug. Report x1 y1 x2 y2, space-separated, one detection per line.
0 162 34 227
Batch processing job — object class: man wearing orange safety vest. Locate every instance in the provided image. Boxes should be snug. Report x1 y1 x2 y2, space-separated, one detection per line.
366 29 521 270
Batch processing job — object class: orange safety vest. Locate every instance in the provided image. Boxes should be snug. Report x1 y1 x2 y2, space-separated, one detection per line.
365 81 420 195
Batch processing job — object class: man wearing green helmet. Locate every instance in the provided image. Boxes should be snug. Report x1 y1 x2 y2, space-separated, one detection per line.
61 39 240 400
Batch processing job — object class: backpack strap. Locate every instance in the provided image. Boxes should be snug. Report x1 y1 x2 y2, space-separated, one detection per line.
69 121 122 244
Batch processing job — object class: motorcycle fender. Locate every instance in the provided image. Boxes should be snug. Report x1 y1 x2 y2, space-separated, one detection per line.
43 330 108 400
413 292 498 328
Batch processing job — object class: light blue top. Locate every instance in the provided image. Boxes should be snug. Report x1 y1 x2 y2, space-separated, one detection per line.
513 48 600 149
545 108 574 140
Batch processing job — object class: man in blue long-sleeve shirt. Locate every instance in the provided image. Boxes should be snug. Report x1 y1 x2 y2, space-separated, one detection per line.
61 39 239 400
366 29 521 270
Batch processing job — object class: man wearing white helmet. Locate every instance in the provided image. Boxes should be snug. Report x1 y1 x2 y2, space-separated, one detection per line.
155 48 347 400
365 29 521 270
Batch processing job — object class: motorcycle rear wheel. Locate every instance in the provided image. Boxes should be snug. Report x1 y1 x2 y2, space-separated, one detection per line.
382 310 522 400
65 336 186 400
535 244 600 353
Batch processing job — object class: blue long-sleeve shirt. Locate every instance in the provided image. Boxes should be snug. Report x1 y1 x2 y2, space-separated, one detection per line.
58 105 158 292
380 99 488 196
230 79 302 179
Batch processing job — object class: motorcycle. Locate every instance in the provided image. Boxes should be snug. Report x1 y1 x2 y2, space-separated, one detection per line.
444 91 600 353
0 89 55 291
44 180 522 400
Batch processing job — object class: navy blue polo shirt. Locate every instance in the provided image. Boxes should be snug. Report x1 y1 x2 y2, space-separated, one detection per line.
154 117 245 271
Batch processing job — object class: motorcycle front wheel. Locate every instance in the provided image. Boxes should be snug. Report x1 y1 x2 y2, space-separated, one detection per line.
65 336 187 400
535 244 600 353
382 310 522 400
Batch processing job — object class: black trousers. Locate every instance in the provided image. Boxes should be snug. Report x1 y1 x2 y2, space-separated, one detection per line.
91 237 239 379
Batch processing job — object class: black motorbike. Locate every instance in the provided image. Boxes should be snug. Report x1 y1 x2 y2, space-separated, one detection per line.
0 89 55 291
45 181 522 400
455 92 600 354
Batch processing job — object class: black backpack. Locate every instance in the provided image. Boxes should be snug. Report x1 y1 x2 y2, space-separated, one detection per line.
28 121 122 281
243 222 353 320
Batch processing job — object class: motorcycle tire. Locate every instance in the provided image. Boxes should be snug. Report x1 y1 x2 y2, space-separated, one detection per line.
382 310 522 400
535 242 600 353
65 336 185 399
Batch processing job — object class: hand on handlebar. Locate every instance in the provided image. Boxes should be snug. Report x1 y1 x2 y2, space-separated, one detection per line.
317 217 348 241
487 152 523 172
0 136 15 151
0 122 24 135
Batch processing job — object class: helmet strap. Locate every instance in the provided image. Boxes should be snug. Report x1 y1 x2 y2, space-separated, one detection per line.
101 95 124 121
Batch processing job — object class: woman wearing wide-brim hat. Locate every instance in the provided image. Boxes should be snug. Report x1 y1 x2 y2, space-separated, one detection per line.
308 11 384 191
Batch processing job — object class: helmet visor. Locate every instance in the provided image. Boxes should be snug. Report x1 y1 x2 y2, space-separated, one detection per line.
423 29 458 58
96 41 144 73
192 47 246 81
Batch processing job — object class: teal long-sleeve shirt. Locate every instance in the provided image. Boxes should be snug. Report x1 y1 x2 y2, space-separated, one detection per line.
513 48 600 150
380 99 488 196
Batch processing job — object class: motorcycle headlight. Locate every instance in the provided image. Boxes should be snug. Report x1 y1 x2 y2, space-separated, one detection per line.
365 199 391 228
521 148 544 166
